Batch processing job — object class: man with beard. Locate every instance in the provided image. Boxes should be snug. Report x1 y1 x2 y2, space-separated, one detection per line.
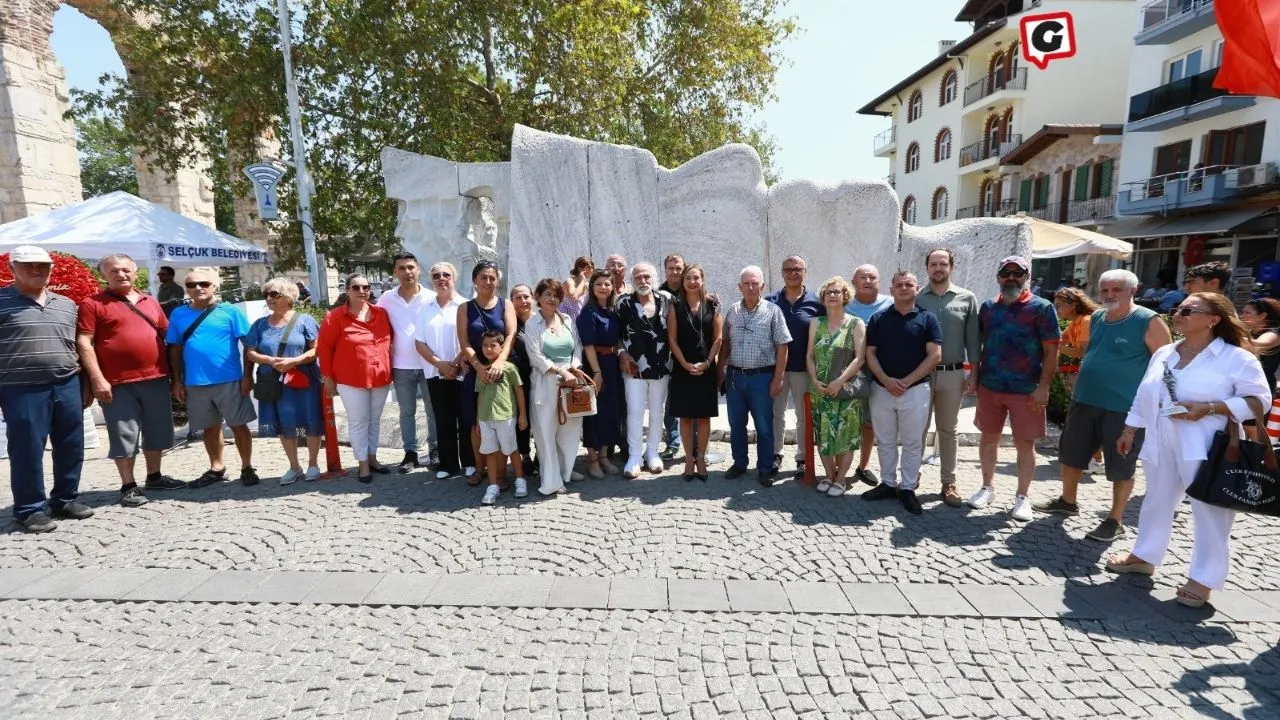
616 263 673 478
914 248 980 507
1034 269 1171 541
968 256 1060 522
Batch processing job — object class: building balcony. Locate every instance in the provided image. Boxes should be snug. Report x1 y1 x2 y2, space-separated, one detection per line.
963 67 1027 108
1117 164 1278 215
1066 195 1117 223
956 199 1017 219
1026 203 1065 223
873 127 896 157
1127 67 1256 132
1136 0 1216 46
958 134 1024 173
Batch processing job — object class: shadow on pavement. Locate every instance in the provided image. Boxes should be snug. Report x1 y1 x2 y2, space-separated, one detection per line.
1174 644 1280 719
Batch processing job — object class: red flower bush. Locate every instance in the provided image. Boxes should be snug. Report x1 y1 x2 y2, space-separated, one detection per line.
0 251 102 303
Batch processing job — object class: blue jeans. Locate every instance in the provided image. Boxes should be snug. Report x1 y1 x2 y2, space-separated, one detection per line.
392 369 437 454
1 375 84 519
726 369 774 473
663 397 681 449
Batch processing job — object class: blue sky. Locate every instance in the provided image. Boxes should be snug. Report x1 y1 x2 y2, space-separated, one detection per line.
51 0 970 183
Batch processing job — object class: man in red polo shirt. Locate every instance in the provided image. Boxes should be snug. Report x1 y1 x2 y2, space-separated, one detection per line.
77 253 186 507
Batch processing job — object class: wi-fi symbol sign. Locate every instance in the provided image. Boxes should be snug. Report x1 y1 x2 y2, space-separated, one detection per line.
244 162 286 220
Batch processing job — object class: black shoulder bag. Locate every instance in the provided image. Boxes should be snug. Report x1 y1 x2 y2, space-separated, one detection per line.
253 313 301 404
1186 396 1280 516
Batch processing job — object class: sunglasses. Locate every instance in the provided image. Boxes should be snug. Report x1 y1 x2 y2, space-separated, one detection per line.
185 281 213 289
1169 307 1209 318
431 272 452 280
997 270 1027 279
822 289 843 296
265 291 283 299
348 284 371 292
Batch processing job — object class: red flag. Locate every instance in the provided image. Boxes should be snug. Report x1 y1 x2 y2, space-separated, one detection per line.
1213 0 1280 99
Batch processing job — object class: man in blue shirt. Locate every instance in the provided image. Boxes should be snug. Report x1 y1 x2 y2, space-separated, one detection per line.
767 255 824 474
861 271 943 515
845 264 892 486
166 268 258 489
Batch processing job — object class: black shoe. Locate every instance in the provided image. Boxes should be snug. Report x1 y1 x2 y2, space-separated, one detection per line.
50 502 95 519
758 471 775 488
661 446 680 460
397 452 419 474
796 458 806 472
358 474 373 484
240 467 260 486
16 512 56 533
144 474 187 490
120 486 150 508
189 469 227 488
861 483 897 501
684 472 696 482
1032 496 1080 516
854 467 879 486
899 490 922 515
724 465 748 480
370 463 393 475
1086 518 1128 542
697 474 708 482
421 451 437 469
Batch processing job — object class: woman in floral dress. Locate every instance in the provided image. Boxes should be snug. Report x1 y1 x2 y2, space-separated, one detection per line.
806 276 865 497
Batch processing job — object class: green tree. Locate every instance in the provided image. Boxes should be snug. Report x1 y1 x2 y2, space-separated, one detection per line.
74 110 139 198
71 0 795 270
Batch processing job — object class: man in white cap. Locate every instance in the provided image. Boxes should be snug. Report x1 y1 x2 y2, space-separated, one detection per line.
0 246 93 532
968 255 1060 522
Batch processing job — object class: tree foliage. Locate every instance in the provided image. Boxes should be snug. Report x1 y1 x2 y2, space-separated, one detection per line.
71 0 795 270
74 110 139 198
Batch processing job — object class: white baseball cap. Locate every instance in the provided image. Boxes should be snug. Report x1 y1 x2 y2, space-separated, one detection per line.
10 245 53 264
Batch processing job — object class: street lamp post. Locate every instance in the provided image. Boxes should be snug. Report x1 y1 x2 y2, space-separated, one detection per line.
275 0 325 304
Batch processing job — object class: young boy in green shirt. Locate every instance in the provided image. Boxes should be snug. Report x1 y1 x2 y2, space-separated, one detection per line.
476 331 528 504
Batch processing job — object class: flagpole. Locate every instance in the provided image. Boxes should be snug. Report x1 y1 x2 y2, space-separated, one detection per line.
275 0 324 304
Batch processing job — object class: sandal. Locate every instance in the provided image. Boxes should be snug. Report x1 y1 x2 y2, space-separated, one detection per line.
1176 584 1210 608
826 483 847 498
815 478 832 493
1104 553 1155 576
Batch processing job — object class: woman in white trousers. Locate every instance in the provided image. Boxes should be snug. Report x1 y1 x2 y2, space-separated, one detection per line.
1106 292 1271 607
523 279 589 495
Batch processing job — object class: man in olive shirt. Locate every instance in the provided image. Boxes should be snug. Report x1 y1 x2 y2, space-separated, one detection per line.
155 266 184 317
915 248 980 507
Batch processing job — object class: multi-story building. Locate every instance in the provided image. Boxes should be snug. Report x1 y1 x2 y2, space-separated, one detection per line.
1108 0 1280 299
858 0 1137 271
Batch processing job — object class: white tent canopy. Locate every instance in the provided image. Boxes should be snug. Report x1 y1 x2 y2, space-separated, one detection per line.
1022 216 1134 260
0 191 268 268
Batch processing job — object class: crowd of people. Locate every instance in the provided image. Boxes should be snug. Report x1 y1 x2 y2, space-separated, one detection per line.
2 244 1278 606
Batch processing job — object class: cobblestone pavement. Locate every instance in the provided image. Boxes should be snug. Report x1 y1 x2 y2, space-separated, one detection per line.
3 600 1280 719
2 440 1280 591
4 438 1280 718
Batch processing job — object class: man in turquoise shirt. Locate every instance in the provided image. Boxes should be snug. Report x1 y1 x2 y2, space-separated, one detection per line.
1033 269 1172 541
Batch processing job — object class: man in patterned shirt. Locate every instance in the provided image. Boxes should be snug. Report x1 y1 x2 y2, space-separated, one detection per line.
616 262 672 478
968 256 1060 522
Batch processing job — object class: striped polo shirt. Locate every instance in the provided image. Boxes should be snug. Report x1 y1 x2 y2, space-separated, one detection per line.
0 285 80 386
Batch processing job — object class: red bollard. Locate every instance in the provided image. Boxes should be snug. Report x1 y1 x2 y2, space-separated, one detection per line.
803 393 816 486
320 391 346 478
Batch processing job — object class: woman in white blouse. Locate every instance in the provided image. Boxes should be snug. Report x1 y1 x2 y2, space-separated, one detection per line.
415 262 471 479
1106 292 1271 607
523 278 592 495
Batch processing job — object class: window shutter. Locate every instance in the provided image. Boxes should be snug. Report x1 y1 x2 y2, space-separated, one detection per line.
1019 180 1032 211
1099 159 1114 198
1036 177 1050 207
1074 165 1090 201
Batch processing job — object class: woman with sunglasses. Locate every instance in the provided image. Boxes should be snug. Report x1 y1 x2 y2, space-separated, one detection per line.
457 261 517 486
415 262 470 479
1105 293 1271 607
244 277 324 484
318 273 394 483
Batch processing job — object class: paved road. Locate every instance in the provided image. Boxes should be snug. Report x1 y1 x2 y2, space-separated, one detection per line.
2 438 1279 718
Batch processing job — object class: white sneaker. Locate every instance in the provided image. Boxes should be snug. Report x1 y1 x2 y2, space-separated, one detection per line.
923 454 941 466
280 468 302 486
435 470 452 480
1087 458 1105 475
623 463 641 479
646 458 664 474
967 486 996 509
1010 495 1033 522
465 466 477 478
514 478 528 498
305 467 320 482
482 485 500 505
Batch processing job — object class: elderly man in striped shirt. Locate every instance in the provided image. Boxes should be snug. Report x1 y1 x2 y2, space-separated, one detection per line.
0 246 93 533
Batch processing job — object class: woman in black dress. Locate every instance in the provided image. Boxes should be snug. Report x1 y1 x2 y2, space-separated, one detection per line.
666 264 722 481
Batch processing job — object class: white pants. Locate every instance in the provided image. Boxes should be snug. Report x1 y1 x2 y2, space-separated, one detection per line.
869 382 931 491
625 376 669 469
337 384 391 462
530 374 583 494
772 371 810 460
1131 433 1237 590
